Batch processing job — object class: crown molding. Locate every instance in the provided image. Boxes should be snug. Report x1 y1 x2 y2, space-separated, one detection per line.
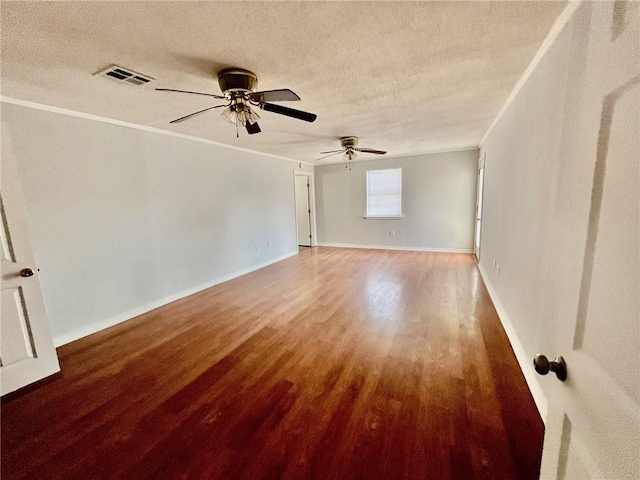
479 0 583 148
315 145 479 166
0 96 315 166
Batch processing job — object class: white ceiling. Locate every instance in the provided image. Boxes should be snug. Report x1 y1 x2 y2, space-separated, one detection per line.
1 1 565 163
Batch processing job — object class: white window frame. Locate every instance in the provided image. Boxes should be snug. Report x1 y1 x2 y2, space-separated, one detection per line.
365 168 405 219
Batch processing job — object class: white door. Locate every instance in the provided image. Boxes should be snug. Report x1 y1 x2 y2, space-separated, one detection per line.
294 175 311 247
539 2 639 478
474 153 485 261
1 123 60 396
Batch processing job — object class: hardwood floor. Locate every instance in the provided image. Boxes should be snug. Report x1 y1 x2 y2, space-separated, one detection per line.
1 247 544 480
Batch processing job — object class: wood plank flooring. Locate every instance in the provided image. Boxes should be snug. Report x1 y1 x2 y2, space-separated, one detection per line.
1 247 544 479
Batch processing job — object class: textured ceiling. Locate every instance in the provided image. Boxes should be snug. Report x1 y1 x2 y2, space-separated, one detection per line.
1 1 565 163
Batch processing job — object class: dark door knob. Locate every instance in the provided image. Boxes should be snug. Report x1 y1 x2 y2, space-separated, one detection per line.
20 268 35 278
534 354 567 381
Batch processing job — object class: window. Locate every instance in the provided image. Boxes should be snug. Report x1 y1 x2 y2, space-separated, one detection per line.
366 168 403 218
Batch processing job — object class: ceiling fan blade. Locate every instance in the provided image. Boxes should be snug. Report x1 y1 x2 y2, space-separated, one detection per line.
156 88 225 99
169 104 227 124
245 121 261 135
319 150 343 154
355 148 387 155
260 103 317 122
250 89 300 103
316 151 344 161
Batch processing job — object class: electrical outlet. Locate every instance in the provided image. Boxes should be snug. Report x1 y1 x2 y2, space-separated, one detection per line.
267 240 271 248
389 230 395 236
496 264 501 275
255 244 259 251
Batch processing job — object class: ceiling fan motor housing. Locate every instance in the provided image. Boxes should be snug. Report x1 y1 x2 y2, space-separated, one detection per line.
218 68 258 94
340 136 358 149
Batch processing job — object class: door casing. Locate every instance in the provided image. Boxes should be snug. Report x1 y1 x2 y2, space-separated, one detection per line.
293 171 317 247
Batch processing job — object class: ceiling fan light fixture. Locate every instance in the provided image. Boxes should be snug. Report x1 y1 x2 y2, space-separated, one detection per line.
344 149 357 161
221 100 260 126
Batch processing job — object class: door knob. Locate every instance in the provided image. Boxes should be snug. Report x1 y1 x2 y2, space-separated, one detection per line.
20 268 35 278
534 354 567 381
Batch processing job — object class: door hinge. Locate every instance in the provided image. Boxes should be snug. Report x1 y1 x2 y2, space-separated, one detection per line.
308 209 311 214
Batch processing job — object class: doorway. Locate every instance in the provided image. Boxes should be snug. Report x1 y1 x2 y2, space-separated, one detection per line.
294 172 316 248
474 153 486 261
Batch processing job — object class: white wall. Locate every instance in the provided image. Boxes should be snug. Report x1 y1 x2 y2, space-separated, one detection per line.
1 102 311 344
314 150 478 252
478 7 573 376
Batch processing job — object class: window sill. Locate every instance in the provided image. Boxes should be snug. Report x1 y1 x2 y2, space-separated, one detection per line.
363 215 405 220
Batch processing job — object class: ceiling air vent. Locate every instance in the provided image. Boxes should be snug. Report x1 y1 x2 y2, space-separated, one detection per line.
96 65 154 86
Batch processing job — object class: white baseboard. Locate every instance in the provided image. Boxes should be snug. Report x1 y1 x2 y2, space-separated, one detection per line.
53 251 298 347
317 242 473 254
477 262 548 423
